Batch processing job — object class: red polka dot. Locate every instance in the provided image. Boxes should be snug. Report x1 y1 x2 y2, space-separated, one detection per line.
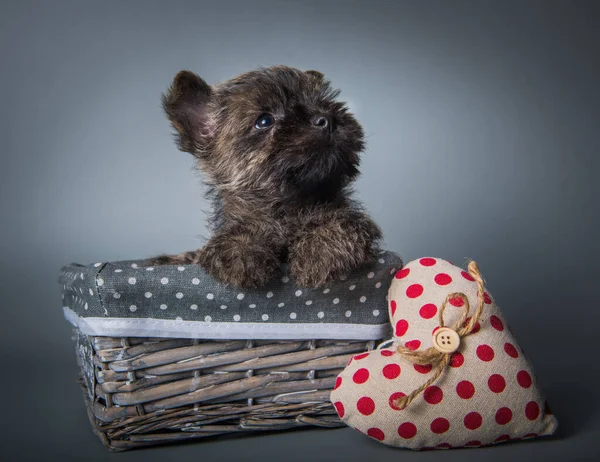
334 376 342 390
430 418 450 434
357 396 375 415
488 374 506 393
395 268 410 279
464 412 482 430
432 326 440 335
380 349 394 357
464 441 482 447
395 319 409 336
450 352 464 368
490 315 504 331
389 392 406 410
504 342 519 358
449 296 464 307
398 422 417 439
419 257 437 266
457 381 475 399
495 407 513 425
405 340 421 350
517 370 532 388
476 344 495 362
424 386 444 404
354 353 369 360
414 364 432 374
390 300 397 316
383 364 401 379
484 292 492 304
434 273 452 286
406 284 424 298
526 401 540 420
461 270 475 281
367 427 385 441
334 401 344 417
419 303 437 319
353 368 369 384
463 317 480 333
495 435 511 443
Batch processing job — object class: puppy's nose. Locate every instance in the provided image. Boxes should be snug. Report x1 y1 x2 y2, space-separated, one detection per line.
310 114 331 130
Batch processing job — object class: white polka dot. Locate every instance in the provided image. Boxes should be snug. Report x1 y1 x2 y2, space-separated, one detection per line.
233 314 240 322
323 288 330 294
131 263 138 269
88 288 94 296
94 263 102 267
360 295 367 303
281 276 290 283
379 258 385 263
237 293 245 300
375 282 382 288
97 278 104 286
129 305 137 312
146 267 154 271
278 302 285 307
295 290 302 297
349 285 356 291
339 275 347 281
345 310 352 317
333 298 340 304
190 304 198 310
80 273 84 279
176 316 183 321
262 314 269 321
192 278 200 285
373 309 380 316
305 300 312 306
160 304 167 310
266 291 273 298
176 292 184 299
317 311 324 319
128 277 136 285
290 312 297 319
249 304 256 308
206 293 214 300
84 303 88 310
205 316 212 322
161 277 169 285
113 292 121 299
367 272 375 279
177 266 185 271
220 305 227 310
114 269 122 273
145 292 152 298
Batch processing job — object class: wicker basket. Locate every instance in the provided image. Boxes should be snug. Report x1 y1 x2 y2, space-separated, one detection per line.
60 251 401 450
75 332 375 451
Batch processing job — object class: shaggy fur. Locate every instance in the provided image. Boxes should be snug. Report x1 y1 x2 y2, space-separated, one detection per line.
149 66 382 288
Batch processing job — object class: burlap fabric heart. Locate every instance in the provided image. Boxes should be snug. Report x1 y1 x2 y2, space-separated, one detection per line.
330 257 557 449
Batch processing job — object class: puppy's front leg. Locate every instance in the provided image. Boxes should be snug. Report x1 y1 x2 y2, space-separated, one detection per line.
289 209 382 288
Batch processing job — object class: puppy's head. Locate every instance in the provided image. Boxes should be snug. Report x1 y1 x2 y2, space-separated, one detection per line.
163 66 364 200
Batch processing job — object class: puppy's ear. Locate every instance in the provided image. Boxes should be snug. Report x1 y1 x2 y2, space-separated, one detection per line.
162 70 214 154
305 70 325 81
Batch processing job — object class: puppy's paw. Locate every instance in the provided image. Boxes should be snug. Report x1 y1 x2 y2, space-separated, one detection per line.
289 241 347 288
197 240 279 288
146 250 200 266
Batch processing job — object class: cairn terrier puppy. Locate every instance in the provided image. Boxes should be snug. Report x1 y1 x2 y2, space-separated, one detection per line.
150 66 382 288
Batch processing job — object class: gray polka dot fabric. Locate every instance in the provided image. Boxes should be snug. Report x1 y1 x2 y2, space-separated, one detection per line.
59 251 402 340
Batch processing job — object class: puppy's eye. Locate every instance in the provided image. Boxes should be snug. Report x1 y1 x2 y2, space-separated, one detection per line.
255 114 275 129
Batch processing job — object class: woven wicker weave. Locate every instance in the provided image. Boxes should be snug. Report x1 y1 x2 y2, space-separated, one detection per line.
75 331 375 451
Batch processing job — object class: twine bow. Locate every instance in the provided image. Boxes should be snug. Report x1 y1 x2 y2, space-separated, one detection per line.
392 260 486 410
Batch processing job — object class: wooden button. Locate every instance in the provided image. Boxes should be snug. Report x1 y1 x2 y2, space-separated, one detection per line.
432 327 460 354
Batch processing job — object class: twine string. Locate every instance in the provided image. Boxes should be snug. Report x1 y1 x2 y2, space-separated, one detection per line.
392 260 485 410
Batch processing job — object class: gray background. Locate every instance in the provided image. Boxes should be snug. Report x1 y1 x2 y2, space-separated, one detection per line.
1 0 598 460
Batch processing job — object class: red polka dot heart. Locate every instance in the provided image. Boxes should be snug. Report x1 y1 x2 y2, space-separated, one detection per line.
330 257 557 450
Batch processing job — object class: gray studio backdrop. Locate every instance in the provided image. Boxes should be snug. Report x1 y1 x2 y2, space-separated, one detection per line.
1 1 598 461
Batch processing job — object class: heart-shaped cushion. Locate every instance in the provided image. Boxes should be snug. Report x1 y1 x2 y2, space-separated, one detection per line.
330 257 558 449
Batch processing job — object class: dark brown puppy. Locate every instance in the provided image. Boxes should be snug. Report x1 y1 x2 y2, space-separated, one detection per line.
150 66 382 288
